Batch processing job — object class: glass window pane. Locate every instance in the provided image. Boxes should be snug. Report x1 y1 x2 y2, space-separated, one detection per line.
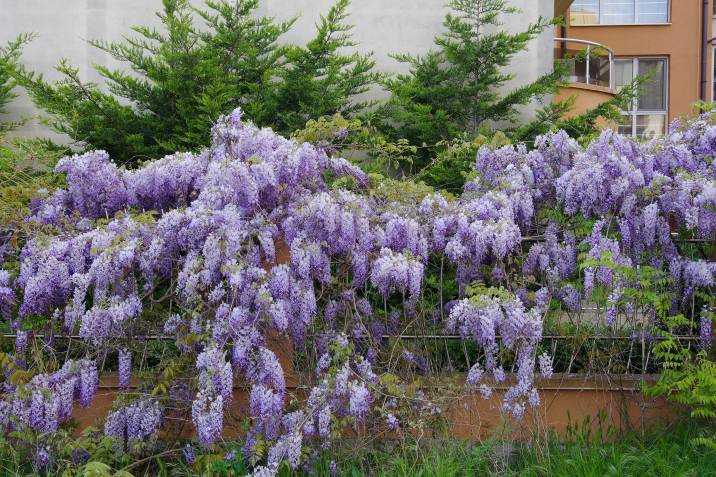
618 114 634 136
636 114 665 140
637 0 668 23
592 56 612 87
570 0 599 24
614 59 634 90
601 0 635 24
637 59 666 111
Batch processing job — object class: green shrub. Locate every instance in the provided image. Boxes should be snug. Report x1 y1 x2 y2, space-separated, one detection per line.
11 0 378 166
372 0 564 170
649 296 716 449
0 34 35 137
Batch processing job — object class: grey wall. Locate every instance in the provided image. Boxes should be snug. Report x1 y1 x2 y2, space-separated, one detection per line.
0 0 554 140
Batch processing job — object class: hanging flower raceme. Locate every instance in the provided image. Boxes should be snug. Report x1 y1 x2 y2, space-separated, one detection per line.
1 359 97 433
104 399 162 448
447 289 544 417
6 105 716 472
370 248 424 303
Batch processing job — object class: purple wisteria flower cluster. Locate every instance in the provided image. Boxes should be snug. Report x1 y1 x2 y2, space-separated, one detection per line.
447 292 543 417
104 398 162 447
2 107 716 475
1 359 96 434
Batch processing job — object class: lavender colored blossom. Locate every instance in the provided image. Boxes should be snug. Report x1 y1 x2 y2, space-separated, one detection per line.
10 105 716 468
196 346 233 403
71 448 90 466
348 382 371 419
466 363 484 389
118 349 131 390
104 399 162 445
192 390 224 449
34 446 50 471
15 330 27 355
183 444 196 465
538 353 553 379
370 248 424 302
700 307 713 352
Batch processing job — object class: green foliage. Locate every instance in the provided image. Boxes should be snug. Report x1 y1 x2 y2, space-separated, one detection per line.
293 113 420 177
0 138 66 259
416 131 511 193
1 420 714 476
373 0 563 169
11 0 378 166
649 298 716 449
514 424 716 477
271 0 381 135
0 34 34 136
512 48 641 146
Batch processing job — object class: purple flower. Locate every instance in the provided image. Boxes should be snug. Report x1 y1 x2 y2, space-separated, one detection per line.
560 285 581 312
71 448 90 466
466 363 484 389
538 353 553 379
78 360 98 408
183 443 196 464
15 330 27 355
196 346 233 403
700 307 713 352
370 248 424 302
348 382 371 420
34 446 50 471
104 399 162 444
534 288 551 313
386 413 399 430
118 349 131 390
192 390 224 449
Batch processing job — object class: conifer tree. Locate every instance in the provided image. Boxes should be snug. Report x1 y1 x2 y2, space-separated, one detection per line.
374 0 565 164
0 34 33 137
273 0 381 135
11 0 377 165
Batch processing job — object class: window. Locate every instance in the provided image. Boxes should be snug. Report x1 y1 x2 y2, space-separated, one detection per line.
570 0 669 25
712 46 716 102
571 0 599 24
614 58 668 140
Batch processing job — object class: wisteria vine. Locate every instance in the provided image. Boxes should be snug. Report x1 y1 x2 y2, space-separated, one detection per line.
1 108 716 475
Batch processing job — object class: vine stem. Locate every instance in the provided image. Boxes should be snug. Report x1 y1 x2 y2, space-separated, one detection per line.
119 447 184 472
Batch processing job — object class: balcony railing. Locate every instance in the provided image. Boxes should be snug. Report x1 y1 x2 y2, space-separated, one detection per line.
554 38 614 90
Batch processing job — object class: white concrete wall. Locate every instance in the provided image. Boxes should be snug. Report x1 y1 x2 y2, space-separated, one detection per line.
0 0 554 140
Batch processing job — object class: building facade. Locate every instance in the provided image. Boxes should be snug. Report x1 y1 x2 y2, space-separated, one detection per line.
559 0 714 140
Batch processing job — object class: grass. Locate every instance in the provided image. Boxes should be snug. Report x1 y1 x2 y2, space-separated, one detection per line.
513 424 716 477
308 422 716 477
1 422 714 476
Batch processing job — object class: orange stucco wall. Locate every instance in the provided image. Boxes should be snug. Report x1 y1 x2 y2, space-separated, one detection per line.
553 83 617 121
72 373 677 441
564 1 713 122
555 0 575 16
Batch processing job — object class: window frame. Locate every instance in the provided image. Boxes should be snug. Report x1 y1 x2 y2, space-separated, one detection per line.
712 45 716 102
614 56 669 139
570 0 671 26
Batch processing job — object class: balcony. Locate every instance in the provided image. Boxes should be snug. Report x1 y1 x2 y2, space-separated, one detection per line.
553 38 616 119
555 37 614 89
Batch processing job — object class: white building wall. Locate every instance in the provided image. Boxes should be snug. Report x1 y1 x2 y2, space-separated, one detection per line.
0 0 554 140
